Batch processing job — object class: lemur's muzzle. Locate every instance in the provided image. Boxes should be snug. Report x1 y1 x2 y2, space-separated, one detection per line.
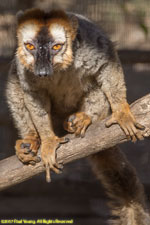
34 46 53 77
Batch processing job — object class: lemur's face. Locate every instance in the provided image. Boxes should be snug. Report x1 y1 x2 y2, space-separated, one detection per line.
17 9 78 77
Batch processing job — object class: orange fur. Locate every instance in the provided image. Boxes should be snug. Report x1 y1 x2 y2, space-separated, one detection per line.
48 17 78 40
16 9 78 71
17 8 46 25
17 9 78 40
17 46 34 71
64 112 92 137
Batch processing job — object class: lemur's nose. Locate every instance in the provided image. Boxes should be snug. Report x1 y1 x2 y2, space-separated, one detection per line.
35 66 53 77
38 69 49 77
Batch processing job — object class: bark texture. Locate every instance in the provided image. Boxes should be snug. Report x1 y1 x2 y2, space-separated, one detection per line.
0 94 150 191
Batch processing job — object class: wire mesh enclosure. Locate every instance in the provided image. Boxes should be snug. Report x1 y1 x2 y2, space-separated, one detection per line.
0 0 150 57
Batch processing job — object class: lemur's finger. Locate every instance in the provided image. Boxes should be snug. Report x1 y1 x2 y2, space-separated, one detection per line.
46 164 51 183
52 165 62 174
58 137 70 144
130 124 144 141
29 161 36 166
105 117 117 127
75 125 82 137
120 125 131 140
80 126 87 138
56 162 64 170
126 125 137 143
36 156 41 163
29 156 41 165
134 122 145 130
20 143 31 149
20 148 31 154
68 114 76 123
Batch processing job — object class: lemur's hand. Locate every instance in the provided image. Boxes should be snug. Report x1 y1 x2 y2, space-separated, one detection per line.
64 112 92 138
15 133 41 165
106 102 145 142
41 136 69 182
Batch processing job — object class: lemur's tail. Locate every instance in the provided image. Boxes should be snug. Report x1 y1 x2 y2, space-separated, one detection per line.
89 147 150 225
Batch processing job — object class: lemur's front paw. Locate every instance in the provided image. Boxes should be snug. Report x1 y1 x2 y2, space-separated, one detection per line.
41 136 69 182
64 112 92 137
106 103 145 142
15 135 41 165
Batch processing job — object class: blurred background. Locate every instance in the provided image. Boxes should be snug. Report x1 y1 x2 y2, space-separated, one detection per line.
0 0 150 224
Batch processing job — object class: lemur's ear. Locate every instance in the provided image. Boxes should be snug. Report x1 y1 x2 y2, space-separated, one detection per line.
69 15 78 32
16 10 24 21
69 15 78 40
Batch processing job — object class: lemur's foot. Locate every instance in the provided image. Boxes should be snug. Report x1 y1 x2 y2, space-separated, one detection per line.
41 136 69 182
64 112 92 137
106 102 145 142
15 134 41 165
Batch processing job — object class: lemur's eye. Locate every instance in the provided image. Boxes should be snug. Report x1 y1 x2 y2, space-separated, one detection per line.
25 43 35 51
52 44 62 51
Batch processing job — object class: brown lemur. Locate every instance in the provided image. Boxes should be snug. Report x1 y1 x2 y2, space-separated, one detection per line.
6 9 150 224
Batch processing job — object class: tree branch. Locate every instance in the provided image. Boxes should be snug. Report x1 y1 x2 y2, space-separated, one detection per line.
0 94 150 191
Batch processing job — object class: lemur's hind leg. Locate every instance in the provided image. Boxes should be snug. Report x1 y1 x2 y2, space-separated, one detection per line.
89 147 150 225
